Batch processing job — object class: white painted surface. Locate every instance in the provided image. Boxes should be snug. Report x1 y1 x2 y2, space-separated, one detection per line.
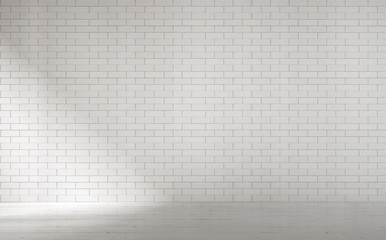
0 203 385 240
1 0 386 202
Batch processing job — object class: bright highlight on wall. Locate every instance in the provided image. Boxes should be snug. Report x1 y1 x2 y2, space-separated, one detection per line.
0 0 386 202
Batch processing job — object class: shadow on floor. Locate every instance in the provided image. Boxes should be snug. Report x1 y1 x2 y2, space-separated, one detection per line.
0 202 385 240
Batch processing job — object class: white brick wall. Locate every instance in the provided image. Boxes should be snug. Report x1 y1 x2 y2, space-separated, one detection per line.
1 0 386 202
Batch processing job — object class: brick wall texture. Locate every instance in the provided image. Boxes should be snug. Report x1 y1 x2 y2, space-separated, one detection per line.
1 0 386 202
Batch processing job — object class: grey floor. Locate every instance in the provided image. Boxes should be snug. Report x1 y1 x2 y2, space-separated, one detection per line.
0 203 385 240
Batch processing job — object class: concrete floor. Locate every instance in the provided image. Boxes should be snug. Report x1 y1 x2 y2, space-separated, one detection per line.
0 203 385 240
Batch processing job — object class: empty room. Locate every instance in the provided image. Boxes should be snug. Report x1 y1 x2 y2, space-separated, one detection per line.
1 0 386 239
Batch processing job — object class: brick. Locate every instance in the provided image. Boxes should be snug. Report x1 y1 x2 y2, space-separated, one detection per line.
0 0 385 203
